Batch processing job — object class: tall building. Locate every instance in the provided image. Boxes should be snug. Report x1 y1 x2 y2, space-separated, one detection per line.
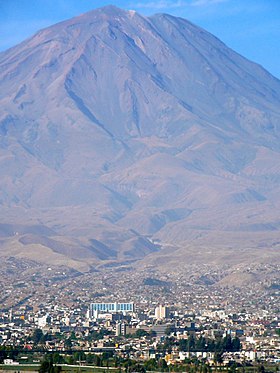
9 308 13 322
89 302 134 318
155 305 169 320
116 322 127 336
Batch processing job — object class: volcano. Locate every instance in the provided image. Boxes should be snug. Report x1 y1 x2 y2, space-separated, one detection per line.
1 6 280 271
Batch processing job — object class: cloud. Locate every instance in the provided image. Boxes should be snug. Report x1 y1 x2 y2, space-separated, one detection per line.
191 0 228 6
132 1 187 10
132 0 228 10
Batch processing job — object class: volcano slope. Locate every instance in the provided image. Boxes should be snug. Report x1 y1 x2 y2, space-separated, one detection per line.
1 6 280 271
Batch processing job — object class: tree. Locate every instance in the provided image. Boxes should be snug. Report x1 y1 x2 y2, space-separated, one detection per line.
39 360 52 373
135 329 149 338
65 355 74 365
102 351 113 361
94 354 102 366
0 347 7 364
128 363 146 372
64 338 72 349
53 352 64 364
232 337 241 352
86 353 94 364
39 355 61 373
179 338 188 352
144 359 157 371
197 336 207 351
224 335 233 352
165 325 175 336
158 359 168 371
73 351 86 363
32 328 44 344
188 334 196 351
228 361 237 373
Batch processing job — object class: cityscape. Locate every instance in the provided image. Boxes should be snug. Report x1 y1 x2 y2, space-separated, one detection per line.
0 258 279 371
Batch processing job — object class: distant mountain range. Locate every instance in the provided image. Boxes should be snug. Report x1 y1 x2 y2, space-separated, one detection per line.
1 5 280 272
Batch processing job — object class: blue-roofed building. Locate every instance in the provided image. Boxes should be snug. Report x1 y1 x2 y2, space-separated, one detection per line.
89 302 134 318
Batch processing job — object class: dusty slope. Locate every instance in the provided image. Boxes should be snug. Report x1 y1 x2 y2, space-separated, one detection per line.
0 6 280 269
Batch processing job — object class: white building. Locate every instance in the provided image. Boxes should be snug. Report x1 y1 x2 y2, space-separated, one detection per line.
155 305 169 320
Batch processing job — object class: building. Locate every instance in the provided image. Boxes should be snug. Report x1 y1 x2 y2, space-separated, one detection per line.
155 305 169 320
116 322 127 336
89 302 134 318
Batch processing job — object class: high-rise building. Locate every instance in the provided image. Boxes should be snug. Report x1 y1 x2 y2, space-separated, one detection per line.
155 305 169 320
115 322 127 336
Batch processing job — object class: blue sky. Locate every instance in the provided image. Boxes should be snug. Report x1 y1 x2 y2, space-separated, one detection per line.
0 0 279 79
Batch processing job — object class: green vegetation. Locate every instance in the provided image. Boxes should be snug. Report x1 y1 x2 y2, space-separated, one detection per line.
39 355 61 373
178 334 241 353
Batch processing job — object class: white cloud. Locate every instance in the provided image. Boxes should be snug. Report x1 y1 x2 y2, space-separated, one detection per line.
191 0 228 6
133 1 187 10
131 0 228 10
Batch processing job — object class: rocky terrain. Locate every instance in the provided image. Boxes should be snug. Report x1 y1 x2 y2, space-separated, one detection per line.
0 6 280 276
